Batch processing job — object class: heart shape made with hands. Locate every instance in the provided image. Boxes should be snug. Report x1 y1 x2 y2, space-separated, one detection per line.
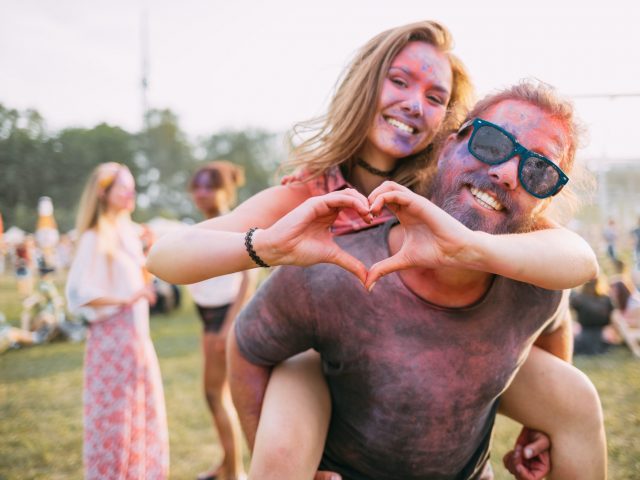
267 182 472 292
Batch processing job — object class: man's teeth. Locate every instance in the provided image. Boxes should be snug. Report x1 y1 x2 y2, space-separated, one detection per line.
386 118 414 134
470 186 504 211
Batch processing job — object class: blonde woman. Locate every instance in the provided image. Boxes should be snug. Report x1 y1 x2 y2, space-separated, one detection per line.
66 162 169 479
187 161 255 480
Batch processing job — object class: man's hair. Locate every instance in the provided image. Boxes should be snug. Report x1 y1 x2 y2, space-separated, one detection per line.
420 80 592 223
286 20 475 189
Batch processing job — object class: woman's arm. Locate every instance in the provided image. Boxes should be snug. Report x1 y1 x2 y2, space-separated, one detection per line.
147 186 371 285
367 182 598 290
146 183 312 284
81 286 156 309
469 226 598 290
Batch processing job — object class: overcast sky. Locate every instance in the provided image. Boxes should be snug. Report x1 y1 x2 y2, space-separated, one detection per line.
1 0 639 162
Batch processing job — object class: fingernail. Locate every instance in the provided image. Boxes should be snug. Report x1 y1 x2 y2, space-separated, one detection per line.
524 447 533 459
367 282 376 292
331 475 340 480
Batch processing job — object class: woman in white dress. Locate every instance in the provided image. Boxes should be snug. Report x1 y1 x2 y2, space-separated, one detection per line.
66 162 169 479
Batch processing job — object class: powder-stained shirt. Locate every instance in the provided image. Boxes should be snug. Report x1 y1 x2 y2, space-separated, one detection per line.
235 222 566 480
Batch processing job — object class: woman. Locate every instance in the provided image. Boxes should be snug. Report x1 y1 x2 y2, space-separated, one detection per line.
187 162 254 480
147 21 601 479
571 277 614 355
66 162 169 479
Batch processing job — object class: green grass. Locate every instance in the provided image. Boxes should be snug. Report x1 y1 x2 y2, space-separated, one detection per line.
1 276 639 479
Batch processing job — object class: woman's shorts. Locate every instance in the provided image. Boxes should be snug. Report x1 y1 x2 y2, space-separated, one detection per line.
195 304 231 334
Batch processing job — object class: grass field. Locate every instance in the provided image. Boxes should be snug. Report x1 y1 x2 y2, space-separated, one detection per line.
1 275 639 479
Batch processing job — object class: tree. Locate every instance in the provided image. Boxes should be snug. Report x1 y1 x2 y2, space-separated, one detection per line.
0 105 53 230
136 109 197 220
199 129 284 203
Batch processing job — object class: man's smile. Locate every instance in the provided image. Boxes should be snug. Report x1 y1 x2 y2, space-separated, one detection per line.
468 186 504 212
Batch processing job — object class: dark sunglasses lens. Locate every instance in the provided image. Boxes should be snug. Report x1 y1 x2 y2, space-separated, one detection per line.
521 156 560 197
470 125 514 163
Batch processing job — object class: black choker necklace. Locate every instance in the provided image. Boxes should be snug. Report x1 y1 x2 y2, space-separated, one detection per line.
356 158 395 178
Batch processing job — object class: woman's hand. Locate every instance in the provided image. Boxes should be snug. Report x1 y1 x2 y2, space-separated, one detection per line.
365 181 478 290
128 285 157 306
253 189 372 285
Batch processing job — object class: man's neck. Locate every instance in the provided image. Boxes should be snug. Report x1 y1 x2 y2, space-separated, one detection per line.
388 224 494 308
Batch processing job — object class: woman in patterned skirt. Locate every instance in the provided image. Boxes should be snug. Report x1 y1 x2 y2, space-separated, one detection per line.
66 162 169 479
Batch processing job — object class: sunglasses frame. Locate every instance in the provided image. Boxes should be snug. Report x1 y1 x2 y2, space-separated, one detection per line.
461 118 569 199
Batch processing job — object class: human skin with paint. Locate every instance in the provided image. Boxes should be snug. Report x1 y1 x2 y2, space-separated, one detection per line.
229 93 605 480
430 100 569 235
146 22 599 480
364 41 452 165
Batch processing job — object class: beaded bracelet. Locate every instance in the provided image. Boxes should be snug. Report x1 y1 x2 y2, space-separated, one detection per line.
244 227 270 268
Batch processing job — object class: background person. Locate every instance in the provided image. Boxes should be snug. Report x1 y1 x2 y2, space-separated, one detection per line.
631 217 640 270
65 162 169 480
571 277 614 355
187 161 255 480
602 217 618 262
609 258 640 325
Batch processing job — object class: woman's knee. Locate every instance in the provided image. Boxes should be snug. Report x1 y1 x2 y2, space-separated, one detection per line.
566 369 603 433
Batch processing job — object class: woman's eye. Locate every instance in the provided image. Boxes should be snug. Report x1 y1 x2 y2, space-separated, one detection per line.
391 78 407 88
427 95 445 105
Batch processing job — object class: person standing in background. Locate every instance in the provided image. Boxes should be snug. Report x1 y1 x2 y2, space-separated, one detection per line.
66 162 169 480
603 217 618 262
187 162 255 480
14 236 36 297
631 217 640 270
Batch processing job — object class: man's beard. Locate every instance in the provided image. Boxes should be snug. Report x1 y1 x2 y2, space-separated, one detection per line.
429 170 536 235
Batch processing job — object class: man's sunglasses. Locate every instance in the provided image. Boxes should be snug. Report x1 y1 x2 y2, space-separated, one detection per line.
459 118 569 199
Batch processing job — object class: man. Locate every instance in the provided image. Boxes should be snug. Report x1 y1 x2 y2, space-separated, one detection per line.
631 217 640 270
603 218 618 261
228 82 602 479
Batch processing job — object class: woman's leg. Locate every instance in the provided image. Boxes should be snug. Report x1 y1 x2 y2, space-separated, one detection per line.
499 346 607 479
201 330 244 480
249 350 331 480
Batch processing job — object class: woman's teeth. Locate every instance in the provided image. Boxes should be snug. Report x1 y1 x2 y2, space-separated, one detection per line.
386 118 414 134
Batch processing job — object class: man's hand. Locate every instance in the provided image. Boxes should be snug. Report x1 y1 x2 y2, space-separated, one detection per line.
255 189 372 285
365 181 476 290
502 427 551 480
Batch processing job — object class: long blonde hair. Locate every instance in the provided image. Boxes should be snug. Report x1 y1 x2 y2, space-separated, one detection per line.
75 162 129 234
286 20 474 189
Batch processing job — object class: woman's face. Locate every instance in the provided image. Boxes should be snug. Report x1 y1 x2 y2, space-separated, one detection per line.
365 41 452 163
190 171 229 216
106 169 136 213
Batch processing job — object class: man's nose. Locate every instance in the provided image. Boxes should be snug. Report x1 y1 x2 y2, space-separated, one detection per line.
487 156 519 191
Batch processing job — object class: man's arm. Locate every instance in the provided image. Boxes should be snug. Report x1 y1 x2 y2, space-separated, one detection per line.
227 327 271 449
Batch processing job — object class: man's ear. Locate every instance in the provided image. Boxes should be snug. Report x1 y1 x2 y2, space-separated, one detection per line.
437 133 458 169
531 198 553 227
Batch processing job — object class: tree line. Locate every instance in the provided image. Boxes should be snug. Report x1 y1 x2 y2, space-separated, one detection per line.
0 104 285 232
